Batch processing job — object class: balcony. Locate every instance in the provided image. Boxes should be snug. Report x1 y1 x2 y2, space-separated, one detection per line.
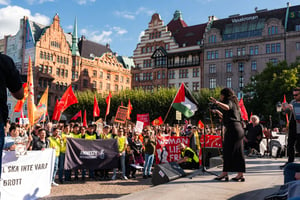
168 61 200 68
232 55 250 63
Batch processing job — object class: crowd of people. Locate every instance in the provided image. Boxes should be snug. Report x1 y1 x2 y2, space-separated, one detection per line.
2 120 208 186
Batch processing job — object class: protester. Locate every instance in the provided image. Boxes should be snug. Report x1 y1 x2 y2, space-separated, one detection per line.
84 124 99 180
99 125 112 180
112 128 128 180
280 87 300 169
210 88 245 182
129 132 144 178
32 128 50 150
59 124 73 183
143 130 156 179
48 127 61 186
177 143 199 169
71 124 82 180
244 115 263 156
0 53 24 178
3 123 21 151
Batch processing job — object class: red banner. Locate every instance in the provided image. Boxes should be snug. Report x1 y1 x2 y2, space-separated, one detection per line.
136 113 150 127
155 136 190 164
199 135 222 148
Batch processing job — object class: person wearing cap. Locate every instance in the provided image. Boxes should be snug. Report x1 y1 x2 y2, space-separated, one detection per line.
177 143 199 169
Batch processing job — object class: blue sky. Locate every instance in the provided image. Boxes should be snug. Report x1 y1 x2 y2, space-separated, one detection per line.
0 0 299 57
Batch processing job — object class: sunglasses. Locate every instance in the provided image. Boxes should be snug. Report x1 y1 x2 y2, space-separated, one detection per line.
293 93 300 97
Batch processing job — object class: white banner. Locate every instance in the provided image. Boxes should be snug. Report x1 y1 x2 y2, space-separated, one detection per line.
0 149 55 200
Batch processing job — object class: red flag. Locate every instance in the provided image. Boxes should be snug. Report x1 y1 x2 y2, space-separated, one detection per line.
14 83 29 112
20 108 25 118
105 92 112 116
198 120 204 129
71 110 82 121
152 116 163 126
83 110 87 127
127 99 133 120
52 99 61 121
283 94 289 125
239 98 248 121
58 85 78 112
93 95 100 117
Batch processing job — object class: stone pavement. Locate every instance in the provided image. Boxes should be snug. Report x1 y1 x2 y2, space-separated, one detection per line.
117 157 287 200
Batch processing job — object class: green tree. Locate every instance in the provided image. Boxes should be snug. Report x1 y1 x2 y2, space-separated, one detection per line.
243 60 300 125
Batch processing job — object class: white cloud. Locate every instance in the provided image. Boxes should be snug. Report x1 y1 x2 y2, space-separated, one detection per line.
114 7 155 20
0 5 50 39
26 0 54 4
65 25 73 30
112 26 127 35
80 28 112 44
0 0 10 5
76 0 96 5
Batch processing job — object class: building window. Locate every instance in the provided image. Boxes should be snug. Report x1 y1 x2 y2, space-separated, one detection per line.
225 49 233 58
249 46 254 55
226 77 232 88
179 69 188 78
56 68 60 76
193 68 199 77
226 63 232 72
115 85 118 91
297 42 300 50
106 83 110 90
61 69 64 77
255 45 259 55
157 71 161 79
92 81 96 89
99 71 103 78
238 63 244 72
251 60 257 71
239 76 244 89
237 47 246 56
268 26 278 35
266 43 281 54
65 70 68 78
126 78 129 84
115 75 119 82
192 82 200 91
56 82 59 90
49 66 52 74
75 72 79 79
107 73 111 80
38 79 42 87
39 65 43 72
269 58 278 65
168 70 175 79
209 78 216 89
93 70 97 77
99 82 102 90
208 35 216 43
209 64 216 74
162 71 165 79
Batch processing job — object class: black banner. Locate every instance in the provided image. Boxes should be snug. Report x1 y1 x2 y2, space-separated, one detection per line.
64 138 119 170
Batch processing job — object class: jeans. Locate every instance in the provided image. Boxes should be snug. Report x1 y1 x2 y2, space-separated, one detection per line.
0 123 4 178
113 152 126 177
52 156 59 182
143 154 154 176
284 163 300 184
59 153 71 181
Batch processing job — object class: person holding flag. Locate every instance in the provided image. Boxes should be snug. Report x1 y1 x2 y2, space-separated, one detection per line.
209 88 245 182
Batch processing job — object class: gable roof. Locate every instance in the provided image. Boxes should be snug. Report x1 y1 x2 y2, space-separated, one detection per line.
167 11 207 47
78 36 112 59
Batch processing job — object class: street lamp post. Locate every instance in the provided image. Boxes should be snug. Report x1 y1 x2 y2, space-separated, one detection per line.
276 101 282 128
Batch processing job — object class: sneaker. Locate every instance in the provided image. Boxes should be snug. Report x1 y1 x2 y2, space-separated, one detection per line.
122 176 128 180
111 174 116 180
52 181 59 186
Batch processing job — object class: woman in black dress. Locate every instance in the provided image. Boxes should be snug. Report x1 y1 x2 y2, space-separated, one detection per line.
210 88 245 182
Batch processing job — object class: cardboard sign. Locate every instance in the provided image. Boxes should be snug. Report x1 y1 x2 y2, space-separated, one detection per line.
114 106 128 123
135 121 144 133
136 113 150 127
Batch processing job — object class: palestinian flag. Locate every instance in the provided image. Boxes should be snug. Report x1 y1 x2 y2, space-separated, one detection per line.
172 83 198 118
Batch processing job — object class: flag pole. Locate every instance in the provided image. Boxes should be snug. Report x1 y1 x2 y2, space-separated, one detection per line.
163 83 183 123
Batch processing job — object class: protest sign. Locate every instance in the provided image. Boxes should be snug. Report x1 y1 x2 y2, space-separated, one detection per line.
0 149 55 200
155 136 189 164
114 106 128 123
136 113 150 127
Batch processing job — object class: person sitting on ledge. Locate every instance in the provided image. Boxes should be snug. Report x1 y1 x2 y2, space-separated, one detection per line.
177 143 199 169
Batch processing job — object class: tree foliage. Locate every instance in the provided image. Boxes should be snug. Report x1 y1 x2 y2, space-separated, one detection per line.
243 59 300 125
66 87 222 125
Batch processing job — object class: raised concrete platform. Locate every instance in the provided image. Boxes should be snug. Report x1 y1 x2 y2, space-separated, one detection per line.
117 157 287 200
